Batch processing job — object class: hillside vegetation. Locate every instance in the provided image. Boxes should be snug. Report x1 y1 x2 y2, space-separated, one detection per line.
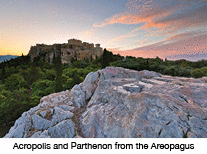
0 49 207 137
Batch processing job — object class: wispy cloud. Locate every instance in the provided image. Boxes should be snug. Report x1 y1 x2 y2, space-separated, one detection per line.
94 0 207 33
111 31 207 60
93 13 146 28
139 2 207 33
96 0 207 60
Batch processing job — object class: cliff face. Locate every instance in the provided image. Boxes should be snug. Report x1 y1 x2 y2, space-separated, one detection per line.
28 39 103 63
4 67 207 138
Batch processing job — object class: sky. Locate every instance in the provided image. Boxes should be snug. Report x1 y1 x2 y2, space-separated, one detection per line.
0 0 207 61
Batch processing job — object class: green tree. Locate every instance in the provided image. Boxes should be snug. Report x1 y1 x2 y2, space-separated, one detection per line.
0 88 39 125
54 44 63 92
31 80 55 97
27 66 40 88
64 78 73 89
0 64 6 82
146 58 149 70
45 69 56 81
71 69 82 87
191 67 207 78
5 74 26 91
162 66 180 76
72 60 88 68
101 49 113 68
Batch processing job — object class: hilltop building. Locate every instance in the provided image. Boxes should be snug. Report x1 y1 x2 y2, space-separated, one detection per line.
28 39 103 63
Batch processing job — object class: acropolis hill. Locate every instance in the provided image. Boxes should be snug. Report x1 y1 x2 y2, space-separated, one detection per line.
28 39 103 63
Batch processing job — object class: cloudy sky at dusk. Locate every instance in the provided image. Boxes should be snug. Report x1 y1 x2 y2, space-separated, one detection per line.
0 0 207 61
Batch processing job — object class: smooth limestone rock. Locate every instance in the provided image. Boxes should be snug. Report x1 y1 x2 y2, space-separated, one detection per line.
4 67 207 138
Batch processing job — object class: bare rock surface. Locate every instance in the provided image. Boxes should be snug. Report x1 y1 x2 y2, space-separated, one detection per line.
4 67 207 138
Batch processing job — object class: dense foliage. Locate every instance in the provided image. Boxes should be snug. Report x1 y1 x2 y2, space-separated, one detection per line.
110 56 207 78
0 54 102 136
0 50 206 137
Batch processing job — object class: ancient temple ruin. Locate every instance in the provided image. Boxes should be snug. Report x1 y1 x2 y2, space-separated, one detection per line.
28 39 103 63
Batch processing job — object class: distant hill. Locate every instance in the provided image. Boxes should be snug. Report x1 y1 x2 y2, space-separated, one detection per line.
0 55 18 62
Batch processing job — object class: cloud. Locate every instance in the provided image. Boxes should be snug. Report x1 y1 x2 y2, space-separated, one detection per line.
164 31 207 42
96 0 207 61
166 52 207 61
139 2 207 33
110 31 207 60
93 12 150 27
94 0 207 34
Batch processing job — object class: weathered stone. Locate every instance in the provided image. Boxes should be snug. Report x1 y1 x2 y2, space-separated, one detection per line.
79 68 207 138
48 120 75 138
30 131 41 138
123 83 141 93
4 112 31 138
39 130 50 138
27 104 41 115
59 105 75 112
51 107 73 126
70 89 85 108
39 110 47 118
139 70 161 79
4 67 207 138
32 114 51 130
80 71 99 100
81 93 185 138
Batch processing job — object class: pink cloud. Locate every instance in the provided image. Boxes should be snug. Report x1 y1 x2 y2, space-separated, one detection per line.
93 12 153 28
110 31 207 61
99 0 207 61
139 3 207 34
94 0 207 34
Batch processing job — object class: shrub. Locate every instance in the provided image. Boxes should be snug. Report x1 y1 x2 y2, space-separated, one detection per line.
0 88 39 125
111 59 140 70
31 80 55 97
177 68 191 77
162 66 179 76
72 60 88 68
63 78 73 89
191 67 207 78
45 69 56 81
5 74 26 91
26 67 40 87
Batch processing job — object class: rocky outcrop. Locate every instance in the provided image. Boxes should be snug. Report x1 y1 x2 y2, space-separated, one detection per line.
4 67 207 138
